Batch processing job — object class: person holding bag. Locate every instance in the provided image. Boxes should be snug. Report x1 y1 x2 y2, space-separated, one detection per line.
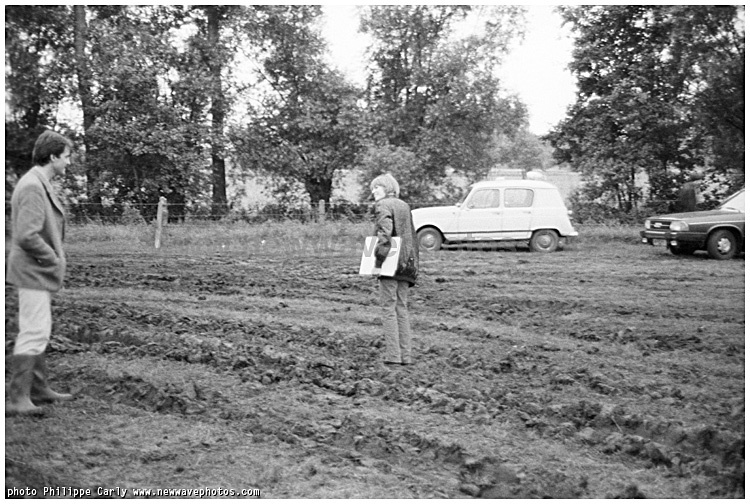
369 173 419 367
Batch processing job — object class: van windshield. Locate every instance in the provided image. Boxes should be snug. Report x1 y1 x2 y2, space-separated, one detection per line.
457 188 472 206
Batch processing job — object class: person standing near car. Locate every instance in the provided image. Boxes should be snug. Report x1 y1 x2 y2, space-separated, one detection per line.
675 171 703 212
6 130 75 415
370 173 419 367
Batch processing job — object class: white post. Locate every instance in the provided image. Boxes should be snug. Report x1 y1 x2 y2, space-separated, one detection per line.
318 199 325 222
155 196 167 249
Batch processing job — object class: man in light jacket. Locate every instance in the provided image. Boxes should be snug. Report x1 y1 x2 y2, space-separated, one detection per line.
6 130 74 415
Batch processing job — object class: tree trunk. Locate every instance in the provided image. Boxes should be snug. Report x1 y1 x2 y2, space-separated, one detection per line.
306 176 333 210
73 6 100 212
207 7 228 219
629 165 637 212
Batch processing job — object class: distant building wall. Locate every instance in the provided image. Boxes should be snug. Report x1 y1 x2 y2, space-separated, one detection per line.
544 168 582 201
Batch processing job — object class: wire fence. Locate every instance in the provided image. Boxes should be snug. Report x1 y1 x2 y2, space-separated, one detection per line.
54 197 475 225
5 196 694 228
58 200 378 225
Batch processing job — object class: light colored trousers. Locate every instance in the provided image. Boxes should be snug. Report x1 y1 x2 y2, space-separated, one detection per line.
379 278 412 364
14 288 52 355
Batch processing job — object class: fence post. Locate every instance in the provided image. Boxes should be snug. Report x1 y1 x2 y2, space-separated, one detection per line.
154 196 167 249
318 199 326 222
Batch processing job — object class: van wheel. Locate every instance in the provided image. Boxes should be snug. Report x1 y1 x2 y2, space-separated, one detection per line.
418 227 443 252
530 229 559 253
706 229 737 260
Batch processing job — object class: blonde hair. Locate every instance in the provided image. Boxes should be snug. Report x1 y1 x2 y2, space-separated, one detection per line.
370 173 400 198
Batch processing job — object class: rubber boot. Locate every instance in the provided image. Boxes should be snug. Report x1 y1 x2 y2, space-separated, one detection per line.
6 355 45 416
31 353 73 403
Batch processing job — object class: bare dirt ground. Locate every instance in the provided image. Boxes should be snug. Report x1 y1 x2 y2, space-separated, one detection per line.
5 230 745 498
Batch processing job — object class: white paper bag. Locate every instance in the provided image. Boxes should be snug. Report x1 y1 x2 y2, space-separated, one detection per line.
359 236 401 276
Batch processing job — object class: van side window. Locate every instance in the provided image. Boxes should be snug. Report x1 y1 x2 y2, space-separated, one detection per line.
467 189 500 209
504 188 534 208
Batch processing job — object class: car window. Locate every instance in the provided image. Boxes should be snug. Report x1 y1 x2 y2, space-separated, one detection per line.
720 190 745 213
466 189 500 209
504 188 534 208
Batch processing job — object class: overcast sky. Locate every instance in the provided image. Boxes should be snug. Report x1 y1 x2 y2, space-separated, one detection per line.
321 5 577 136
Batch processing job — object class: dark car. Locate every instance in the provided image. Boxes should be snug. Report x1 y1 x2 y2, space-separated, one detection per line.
640 188 745 260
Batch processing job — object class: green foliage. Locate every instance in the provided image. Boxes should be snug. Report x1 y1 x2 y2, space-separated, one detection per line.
577 223 643 244
567 188 646 225
5 6 76 180
4 5 548 218
65 221 153 245
4 6 73 132
361 6 528 200
66 220 373 254
120 202 147 225
549 6 744 213
494 130 554 173
356 145 423 201
80 7 210 216
230 6 364 207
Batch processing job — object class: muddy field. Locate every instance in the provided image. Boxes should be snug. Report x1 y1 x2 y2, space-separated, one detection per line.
5 226 745 498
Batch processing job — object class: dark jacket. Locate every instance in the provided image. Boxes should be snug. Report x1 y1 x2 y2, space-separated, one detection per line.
675 181 699 212
373 196 419 286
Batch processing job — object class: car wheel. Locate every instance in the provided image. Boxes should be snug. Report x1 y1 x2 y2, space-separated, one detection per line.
530 229 559 253
706 229 738 260
417 227 443 252
668 243 698 256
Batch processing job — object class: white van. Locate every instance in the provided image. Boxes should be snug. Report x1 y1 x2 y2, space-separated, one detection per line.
411 179 578 252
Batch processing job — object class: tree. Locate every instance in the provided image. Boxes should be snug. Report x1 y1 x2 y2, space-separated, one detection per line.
360 5 527 200
66 6 254 219
5 6 75 219
231 6 364 209
73 6 94 147
4 6 212 219
548 6 744 212
675 7 744 190
5 6 73 176
494 130 554 175
176 6 241 218
205 7 229 218
64 6 212 220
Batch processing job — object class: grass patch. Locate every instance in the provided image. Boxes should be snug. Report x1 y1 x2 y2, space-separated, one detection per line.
63 220 375 258
67 222 154 244
66 221 640 252
576 223 642 244
67 220 372 249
